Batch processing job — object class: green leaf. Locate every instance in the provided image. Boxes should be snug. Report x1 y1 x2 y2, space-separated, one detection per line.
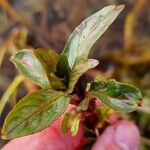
61 112 81 136
68 58 99 93
34 48 59 74
79 94 94 111
11 49 51 89
70 116 81 136
56 54 70 79
61 113 72 133
49 73 66 90
91 79 142 112
63 5 125 68
2 90 70 139
34 49 66 90
56 54 71 89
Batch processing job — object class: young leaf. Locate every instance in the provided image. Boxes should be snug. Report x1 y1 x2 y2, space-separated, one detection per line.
68 58 99 93
34 48 59 74
2 90 70 139
91 79 142 112
61 113 72 133
79 94 94 111
56 54 70 79
63 5 125 68
61 112 81 136
70 116 81 136
11 49 51 89
34 49 66 90
49 73 66 90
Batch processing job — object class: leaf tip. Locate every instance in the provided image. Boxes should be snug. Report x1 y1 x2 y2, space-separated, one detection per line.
88 59 99 68
115 5 125 12
1 130 8 140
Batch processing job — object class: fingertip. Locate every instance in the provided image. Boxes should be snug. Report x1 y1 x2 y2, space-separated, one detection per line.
115 120 140 150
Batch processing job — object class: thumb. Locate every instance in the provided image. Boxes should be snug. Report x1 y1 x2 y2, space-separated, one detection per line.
92 120 140 150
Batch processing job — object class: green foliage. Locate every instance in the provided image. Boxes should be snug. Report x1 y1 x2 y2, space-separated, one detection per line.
61 113 73 133
61 112 81 136
11 49 51 89
68 58 99 93
91 79 142 112
63 5 125 69
79 94 94 111
2 90 70 139
34 48 59 74
34 49 66 90
2 5 142 140
70 115 81 136
56 54 70 79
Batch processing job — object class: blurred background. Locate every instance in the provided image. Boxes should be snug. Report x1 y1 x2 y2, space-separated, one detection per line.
0 0 149 149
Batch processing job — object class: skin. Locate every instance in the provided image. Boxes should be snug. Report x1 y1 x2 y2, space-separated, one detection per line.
2 105 140 150
92 120 140 150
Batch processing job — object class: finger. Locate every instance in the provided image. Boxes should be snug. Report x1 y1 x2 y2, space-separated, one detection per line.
2 104 84 150
92 120 140 150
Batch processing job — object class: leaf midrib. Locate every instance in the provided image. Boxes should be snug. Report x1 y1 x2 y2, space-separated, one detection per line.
93 91 135 101
4 92 66 136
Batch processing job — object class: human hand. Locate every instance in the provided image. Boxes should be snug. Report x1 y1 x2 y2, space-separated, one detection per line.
2 106 140 150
